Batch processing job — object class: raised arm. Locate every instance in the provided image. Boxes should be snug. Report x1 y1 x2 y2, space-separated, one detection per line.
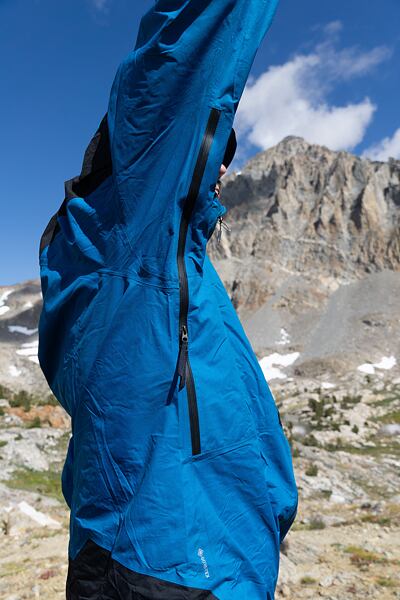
107 0 278 242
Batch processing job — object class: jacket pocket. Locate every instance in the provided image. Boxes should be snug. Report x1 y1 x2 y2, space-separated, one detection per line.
182 438 280 587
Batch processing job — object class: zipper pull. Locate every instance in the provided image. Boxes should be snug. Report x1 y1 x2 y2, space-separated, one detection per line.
217 216 231 244
177 324 188 390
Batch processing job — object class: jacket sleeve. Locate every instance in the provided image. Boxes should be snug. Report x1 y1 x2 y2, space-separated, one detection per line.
107 0 278 175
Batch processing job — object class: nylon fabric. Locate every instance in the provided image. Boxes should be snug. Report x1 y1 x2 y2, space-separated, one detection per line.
38 1 298 598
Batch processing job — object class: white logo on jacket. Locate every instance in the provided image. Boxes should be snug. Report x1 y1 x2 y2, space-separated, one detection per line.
197 547 210 578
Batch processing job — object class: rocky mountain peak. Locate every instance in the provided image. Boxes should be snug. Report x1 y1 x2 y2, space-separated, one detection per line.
249 135 329 168
207 138 400 375
215 137 400 280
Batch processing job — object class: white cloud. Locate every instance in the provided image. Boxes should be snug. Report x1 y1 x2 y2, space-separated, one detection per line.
323 21 343 36
317 40 391 81
362 128 400 161
235 29 390 157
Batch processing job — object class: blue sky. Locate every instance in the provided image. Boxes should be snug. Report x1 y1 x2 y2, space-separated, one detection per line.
1 0 399 285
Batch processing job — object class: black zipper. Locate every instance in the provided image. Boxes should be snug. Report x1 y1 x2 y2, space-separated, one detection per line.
177 107 221 456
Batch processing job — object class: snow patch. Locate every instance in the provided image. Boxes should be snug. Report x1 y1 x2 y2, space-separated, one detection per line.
358 364 375 375
259 352 300 381
16 501 61 529
330 493 346 504
0 290 13 316
276 328 290 346
358 356 396 375
16 340 39 364
9 365 22 377
321 382 336 389
292 424 308 437
8 325 38 336
374 356 396 370
379 424 400 436
23 301 34 309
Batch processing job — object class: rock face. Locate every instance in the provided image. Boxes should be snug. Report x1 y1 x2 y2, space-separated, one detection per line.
0 279 47 395
209 137 400 376
212 136 399 286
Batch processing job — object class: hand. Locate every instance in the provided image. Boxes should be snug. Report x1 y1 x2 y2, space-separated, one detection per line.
215 164 227 198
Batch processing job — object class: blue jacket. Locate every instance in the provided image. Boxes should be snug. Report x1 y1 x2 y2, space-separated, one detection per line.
38 1 298 598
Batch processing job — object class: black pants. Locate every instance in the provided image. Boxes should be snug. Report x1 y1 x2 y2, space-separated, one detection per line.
66 539 217 600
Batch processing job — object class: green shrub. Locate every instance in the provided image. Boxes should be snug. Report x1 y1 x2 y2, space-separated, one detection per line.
305 463 318 476
292 446 300 458
300 576 316 585
308 517 326 530
8 389 59 411
44 393 59 407
9 390 31 412
361 514 391 526
344 545 387 567
308 398 324 419
323 406 335 418
4 467 62 501
25 416 42 428
0 384 12 400
341 394 362 407
375 576 396 587
376 411 400 425
303 433 319 447
321 489 332 499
